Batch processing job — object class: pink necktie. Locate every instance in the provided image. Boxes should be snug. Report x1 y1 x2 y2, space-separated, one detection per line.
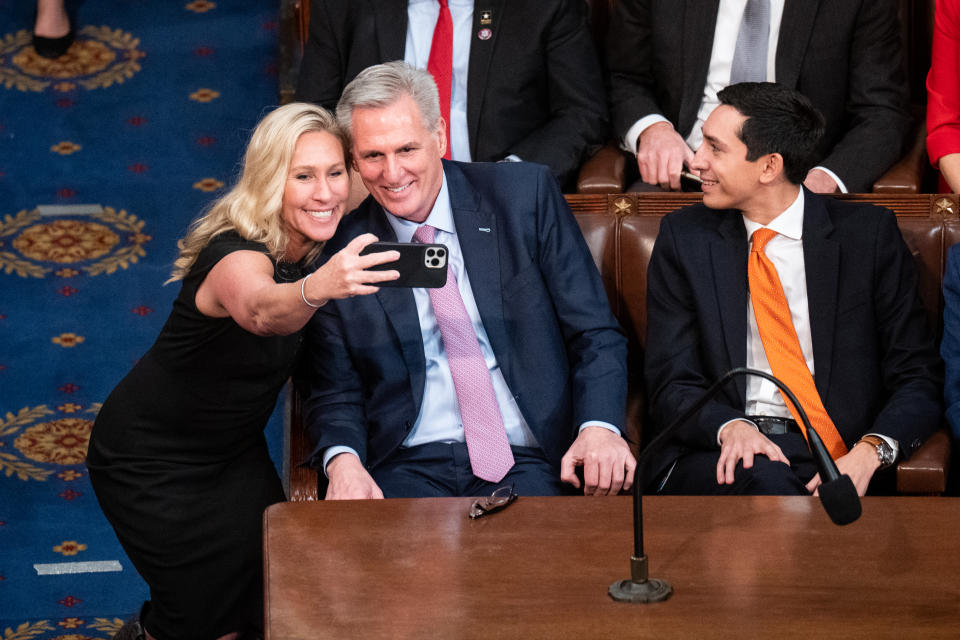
427 0 453 160
413 224 514 481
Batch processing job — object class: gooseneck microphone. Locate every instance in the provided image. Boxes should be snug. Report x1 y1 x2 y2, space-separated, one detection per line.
609 367 860 604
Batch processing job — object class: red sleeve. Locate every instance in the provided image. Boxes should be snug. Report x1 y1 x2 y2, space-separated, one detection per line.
927 0 960 166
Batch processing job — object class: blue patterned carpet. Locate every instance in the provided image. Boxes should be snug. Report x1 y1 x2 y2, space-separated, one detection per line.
0 0 282 636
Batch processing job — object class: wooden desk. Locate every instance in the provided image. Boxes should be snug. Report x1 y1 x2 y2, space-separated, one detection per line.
264 496 960 639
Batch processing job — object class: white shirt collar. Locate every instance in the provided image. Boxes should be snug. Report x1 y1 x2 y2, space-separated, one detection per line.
742 188 804 241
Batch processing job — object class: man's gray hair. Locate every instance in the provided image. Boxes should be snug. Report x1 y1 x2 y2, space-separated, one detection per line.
336 61 442 135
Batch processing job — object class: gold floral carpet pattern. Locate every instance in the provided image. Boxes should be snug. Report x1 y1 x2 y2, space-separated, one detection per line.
0 0 282 636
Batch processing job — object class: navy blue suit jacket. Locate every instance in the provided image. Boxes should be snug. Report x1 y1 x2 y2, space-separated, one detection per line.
643 190 942 485
302 161 627 472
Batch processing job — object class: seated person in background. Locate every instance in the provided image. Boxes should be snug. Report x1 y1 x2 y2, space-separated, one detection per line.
302 61 635 499
941 244 960 439
607 0 911 193
927 0 960 193
644 82 941 497
294 0 608 190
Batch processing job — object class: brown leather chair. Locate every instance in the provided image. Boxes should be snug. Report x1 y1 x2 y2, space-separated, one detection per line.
578 0 936 195
287 192 956 501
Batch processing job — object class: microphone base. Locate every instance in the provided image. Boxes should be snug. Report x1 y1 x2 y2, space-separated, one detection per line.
609 578 673 603
608 555 673 603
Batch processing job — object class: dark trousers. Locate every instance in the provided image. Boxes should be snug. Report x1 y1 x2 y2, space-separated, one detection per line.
371 442 571 498
658 433 819 496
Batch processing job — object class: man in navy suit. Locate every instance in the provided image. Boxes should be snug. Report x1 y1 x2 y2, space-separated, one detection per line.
302 62 634 499
644 82 940 496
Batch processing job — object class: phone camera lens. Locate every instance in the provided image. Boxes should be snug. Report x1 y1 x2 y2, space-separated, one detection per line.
426 248 436 257
436 248 446 258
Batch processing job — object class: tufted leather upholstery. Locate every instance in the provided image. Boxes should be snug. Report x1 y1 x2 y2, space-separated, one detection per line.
287 192 958 500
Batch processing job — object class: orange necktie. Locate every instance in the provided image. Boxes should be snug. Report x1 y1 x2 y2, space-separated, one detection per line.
748 228 848 460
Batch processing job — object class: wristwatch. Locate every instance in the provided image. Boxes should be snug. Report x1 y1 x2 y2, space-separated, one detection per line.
858 435 896 469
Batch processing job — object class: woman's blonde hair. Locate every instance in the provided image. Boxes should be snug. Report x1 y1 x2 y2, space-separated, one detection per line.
168 102 349 282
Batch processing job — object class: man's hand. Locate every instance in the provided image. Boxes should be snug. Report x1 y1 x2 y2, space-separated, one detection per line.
805 441 881 497
803 168 840 193
716 420 790 485
636 121 694 191
560 426 637 496
325 452 384 500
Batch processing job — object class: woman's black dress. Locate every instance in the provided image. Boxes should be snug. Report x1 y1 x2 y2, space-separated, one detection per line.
87 231 304 640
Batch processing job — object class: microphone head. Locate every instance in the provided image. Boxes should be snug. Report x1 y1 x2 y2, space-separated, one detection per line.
818 474 861 525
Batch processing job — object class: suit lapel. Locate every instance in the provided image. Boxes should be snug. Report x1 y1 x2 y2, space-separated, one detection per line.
775 0 819 88
711 210 750 402
375 0 408 60
800 190 838 396
466 0 505 155
444 162 509 372
365 202 427 406
679 0 721 133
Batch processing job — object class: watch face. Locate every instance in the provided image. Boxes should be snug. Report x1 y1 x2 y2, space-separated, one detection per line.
874 440 895 466
880 444 896 465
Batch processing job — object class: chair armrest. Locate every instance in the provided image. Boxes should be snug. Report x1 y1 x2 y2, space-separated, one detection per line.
577 142 628 194
288 383 319 501
896 428 951 495
872 121 927 194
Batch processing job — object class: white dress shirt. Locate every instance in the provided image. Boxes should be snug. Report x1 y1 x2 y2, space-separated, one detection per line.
622 0 847 192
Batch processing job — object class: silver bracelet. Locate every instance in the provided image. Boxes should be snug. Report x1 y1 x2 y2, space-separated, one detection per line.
300 272 323 308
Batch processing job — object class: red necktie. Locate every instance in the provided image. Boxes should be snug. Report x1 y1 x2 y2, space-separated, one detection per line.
413 224 514 482
427 0 453 160
748 229 848 459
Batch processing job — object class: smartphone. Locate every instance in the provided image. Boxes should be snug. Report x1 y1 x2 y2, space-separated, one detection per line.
359 242 449 288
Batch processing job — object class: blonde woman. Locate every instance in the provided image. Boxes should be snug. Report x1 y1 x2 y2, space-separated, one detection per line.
86 103 398 640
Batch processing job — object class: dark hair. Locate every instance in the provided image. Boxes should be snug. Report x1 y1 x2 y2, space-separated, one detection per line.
717 82 826 185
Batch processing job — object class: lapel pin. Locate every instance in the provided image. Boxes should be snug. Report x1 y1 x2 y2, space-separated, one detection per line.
480 10 492 25
477 28 492 41
478 227 491 233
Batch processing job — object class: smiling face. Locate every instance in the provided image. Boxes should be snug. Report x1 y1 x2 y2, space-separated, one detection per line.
280 130 350 260
349 93 446 224
690 104 767 214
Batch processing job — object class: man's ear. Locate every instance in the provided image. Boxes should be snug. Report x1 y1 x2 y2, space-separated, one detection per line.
436 117 447 157
757 152 785 185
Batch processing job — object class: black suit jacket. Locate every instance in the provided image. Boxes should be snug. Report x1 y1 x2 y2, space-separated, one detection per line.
607 0 912 192
642 190 942 485
302 161 627 472
295 0 608 188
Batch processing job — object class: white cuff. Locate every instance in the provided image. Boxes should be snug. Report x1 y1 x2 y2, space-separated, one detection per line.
811 165 848 193
578 421 622 437
322 446 361 478
622 115 672 154
863 432 900 459
717 418 759 446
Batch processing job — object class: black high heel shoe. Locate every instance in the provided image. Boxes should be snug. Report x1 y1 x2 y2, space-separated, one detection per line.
32 2 75 60
32 28 75 59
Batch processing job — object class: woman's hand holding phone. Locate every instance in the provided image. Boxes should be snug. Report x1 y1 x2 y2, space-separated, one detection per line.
307 234 400 303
